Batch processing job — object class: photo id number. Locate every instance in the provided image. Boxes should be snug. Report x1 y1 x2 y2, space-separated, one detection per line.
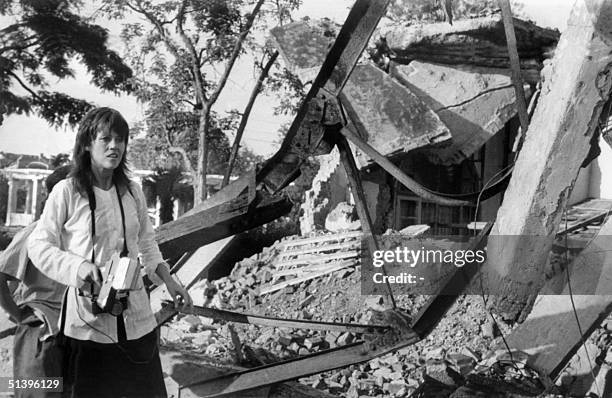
0 377 62 392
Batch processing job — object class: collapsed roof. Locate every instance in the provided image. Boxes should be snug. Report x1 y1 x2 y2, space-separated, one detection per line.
269 14 559 166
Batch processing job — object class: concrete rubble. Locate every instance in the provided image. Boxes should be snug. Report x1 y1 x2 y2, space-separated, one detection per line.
158 226 612 396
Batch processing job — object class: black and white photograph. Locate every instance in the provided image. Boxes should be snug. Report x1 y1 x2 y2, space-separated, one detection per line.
1 0 612 397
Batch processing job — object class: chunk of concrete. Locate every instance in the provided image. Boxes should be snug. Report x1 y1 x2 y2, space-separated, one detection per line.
269 19 339 83
342 63 452 168
392 61 528 164
383 14 559 82
324 202 361 232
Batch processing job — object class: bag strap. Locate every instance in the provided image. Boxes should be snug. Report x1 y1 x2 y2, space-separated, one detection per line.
115 187 128 257
85 185 128 295
59 287 68 336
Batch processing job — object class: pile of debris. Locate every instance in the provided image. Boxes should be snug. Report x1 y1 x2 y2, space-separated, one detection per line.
159 220 612 397
160 230 490 396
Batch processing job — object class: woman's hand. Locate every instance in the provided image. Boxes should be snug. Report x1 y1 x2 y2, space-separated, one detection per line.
77 261 102 288
166 278 193 310
155 262 193 310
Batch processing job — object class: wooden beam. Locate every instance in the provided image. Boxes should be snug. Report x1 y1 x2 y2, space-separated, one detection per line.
498 0 530 134
335 133 396 308
274 250 359 269
279 231 363 249
276 241 360 260
180 332 420 397
485 0 612 321
261 260 355 295
339 128 470 206
156 193 292 260
160 349 337 398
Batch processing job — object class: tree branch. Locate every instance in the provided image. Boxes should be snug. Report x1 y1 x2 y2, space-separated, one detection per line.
0 37 40 54
8 71 42 101
176 0 208 105
127 1 183 60
207 0 265 107
222 50 279 187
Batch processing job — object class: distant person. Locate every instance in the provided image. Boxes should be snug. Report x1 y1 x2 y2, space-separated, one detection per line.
0 165 71 398
27 107 192 398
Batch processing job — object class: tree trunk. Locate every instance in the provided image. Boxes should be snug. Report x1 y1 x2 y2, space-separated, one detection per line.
195 109 210 205
222 51 279 187
485 0 612 321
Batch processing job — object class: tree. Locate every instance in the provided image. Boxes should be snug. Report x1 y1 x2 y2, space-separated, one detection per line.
0 0 133 126
50 152 71 169
232 146 265 176
101 0 300 204
385 0 524 25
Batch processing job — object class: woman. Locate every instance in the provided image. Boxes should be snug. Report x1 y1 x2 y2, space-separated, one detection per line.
28 107 192 398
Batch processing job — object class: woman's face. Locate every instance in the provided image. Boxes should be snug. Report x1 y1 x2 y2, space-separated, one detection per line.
87 128 126 172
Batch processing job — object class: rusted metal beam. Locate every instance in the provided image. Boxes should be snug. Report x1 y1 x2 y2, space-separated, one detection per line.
335 132 397 309
160 302 389 334
498 0 530 134
339 127 471 206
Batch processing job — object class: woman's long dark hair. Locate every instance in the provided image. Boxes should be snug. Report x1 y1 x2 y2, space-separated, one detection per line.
70 107 131 197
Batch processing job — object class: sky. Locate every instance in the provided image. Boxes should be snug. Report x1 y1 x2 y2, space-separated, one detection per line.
0 0 573 160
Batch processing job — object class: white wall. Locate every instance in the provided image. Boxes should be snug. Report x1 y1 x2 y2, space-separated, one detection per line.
569 163 591 205
589 137 612 199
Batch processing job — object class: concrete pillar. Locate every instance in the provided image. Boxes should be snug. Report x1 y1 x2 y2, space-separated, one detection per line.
24 179 32 215
5 177 14 226
154 197 161 229
485 0 612 321
31 177 39 217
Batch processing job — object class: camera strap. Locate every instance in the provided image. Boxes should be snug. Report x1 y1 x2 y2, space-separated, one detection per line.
86 185 128 262
85 185 129 301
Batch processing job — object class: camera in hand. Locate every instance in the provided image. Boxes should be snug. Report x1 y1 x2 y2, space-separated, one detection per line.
92 253 140 316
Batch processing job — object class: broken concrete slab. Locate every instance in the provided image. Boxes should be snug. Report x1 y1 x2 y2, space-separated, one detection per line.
324 202 361 232
269 19 339 84
341 63 452 168
501 217 612 380
383 14 559 83
151 236 236 317
270 21 453 167
392 61 526 164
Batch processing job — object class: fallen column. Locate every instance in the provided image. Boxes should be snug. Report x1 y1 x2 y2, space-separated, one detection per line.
484 0 612 321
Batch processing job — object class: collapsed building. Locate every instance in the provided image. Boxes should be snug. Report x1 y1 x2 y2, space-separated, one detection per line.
131 1 612 397
282 15 609 238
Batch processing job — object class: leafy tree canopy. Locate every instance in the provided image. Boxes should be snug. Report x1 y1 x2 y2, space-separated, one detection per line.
386 0 524 25
102 0 301 201
0 0 133 126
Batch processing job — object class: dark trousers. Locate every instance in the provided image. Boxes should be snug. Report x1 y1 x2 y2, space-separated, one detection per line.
62 328 167 398
13 316 63 398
